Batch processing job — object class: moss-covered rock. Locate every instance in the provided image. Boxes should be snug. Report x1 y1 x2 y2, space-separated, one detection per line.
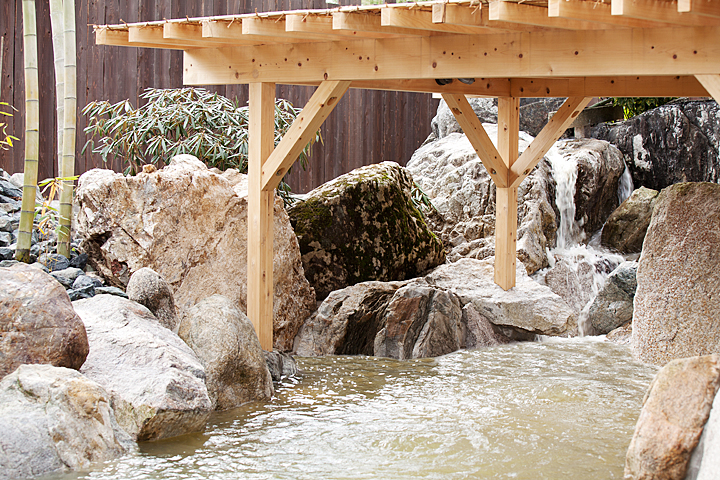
288 162 445 300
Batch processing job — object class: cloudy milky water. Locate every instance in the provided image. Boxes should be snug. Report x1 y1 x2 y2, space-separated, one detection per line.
45 338 657 480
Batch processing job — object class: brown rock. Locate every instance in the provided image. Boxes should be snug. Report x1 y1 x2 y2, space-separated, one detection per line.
601 186 659 254
0 263 89 377
75 156 315 352
127 267 178 331
632 182 720 366
625 355 720 480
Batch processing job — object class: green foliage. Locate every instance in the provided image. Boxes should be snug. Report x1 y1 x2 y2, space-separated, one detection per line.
612 97 675 120
410 181 436 218
0 102 19 150
82 88 319 201
35 175 78 238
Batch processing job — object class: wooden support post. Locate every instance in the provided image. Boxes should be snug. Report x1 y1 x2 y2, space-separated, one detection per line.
248 82 275 351
695 74 720 103
494 97 519 290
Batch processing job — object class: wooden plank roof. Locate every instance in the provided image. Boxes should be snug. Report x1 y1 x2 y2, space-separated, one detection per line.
93 0 720 98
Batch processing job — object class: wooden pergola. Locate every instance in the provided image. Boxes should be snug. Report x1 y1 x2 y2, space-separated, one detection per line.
95 0 720 350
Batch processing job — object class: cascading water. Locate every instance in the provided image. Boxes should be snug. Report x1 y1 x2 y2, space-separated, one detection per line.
543 146 626 335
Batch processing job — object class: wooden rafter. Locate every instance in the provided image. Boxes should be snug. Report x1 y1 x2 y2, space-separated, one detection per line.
489 1 613 30
242 16 331 41
509 96 593 189
261 81 351 191
612 0 720 26
285 14 402 39
441 93 509 188
679 0 720 18
332 11 434 36
381 6 493 34
548 0 676 28
694 74 720 103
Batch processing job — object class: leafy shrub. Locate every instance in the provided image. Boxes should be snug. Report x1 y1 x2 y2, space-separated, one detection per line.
612 97 675 119
0 102 19 150
82 88 318 200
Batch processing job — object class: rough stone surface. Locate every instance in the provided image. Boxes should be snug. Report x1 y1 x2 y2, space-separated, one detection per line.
0 263 89 377
632 183 720 366
425 257 576 337
127 267 179 332
406 127 557 274
590 100 720 192
373 283 464 360
49 267 84 289
37 253 70 273
0 364 135 480
73 294 212 441
606 322 633 345
625 355 720 480
75 156 315 351
540 258 598 315
178 295 273 411
601 186 659 253
685 385 720 480
461 303 512 349
587 261 638 335
264 351 298 382
287 162 445 300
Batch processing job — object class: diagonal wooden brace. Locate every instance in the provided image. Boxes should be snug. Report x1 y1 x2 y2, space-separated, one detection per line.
509 96 593 189
695 74 720 102
441 93 510 188
261 80 351 191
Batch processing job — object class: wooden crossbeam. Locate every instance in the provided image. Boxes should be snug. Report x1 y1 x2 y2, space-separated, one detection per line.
612 0 720 26
285 14 401 39
679 0 720 18
547 0 676 28
184 26 720 85
261 80 351 191
431 3 555 33
494 97 520 291
381 7 493 34
164 22 249 46
695 74 720 103
509 75 708 98
242 16 332 41
128 25 205 49
332 11 432 36
441 94 509 187
489 1 612 30
248 82 276 351
201 19 293 45
96 28 178 49
509 97 593 189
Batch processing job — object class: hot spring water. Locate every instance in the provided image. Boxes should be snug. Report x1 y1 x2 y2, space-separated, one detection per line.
45 144 648 480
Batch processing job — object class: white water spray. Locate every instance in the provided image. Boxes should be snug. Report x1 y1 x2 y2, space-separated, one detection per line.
617 163 634 205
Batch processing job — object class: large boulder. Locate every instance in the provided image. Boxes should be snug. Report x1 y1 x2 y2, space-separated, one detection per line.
127 267 179 332
0 263 89 377
178 295 273 411
425 257 576 337
586 261 638 335
406 127 557 274
632 183 720 366
0 364 134 480
75 155 315 351
73 294 212 441
287 162 445 300
686 384 720 480
590 99 720 192
601 186 660 253
625 355 720 480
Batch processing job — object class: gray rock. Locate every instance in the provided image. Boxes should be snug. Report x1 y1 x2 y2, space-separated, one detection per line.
0 365 135 480
50 267 84 289
541 258 598 315
606 322 633 346
75 158 315 352
461 303 513 349
0 259 18 268
0 215 13 233
425 257 576 337
37 253 70 273
178 295 273 411
0 247 13 261
632 183 720 366
586 261 638 335
0 232 11 247
0 263 89 378
625 355 720 480
601 186 659 253
127 267 179 332
0 203 19 214
69 252 89 270
590 99 720 192
95 286 128 298
686 385 720 480
74 294 212 442
264 351 298 382
0 178 22 199
68 285 96 301
287 162 445 300
73 274 103 290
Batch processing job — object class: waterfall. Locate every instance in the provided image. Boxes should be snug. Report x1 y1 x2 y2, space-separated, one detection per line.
546 145 579 250
617 163 634 204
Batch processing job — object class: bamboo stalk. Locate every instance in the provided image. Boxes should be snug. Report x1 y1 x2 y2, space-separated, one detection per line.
49 0 64 174
57 0 76 258
16 0 40 263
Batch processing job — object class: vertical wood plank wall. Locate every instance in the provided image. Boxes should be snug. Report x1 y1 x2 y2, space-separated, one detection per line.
0 0 439 193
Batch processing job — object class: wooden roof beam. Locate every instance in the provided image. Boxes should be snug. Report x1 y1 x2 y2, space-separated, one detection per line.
163 22 258 46
611 0 720 26
510 75 708 98
678 0 720 18
95 27 173 49
128 25 206 49
431 3 556 33
489 1 614 30
332 11 432 37
547 0 676 28
242 16 332 41
285 14 402 39
442 93 509 187
201 19 292 45
381 6 495 34
509 97 593 189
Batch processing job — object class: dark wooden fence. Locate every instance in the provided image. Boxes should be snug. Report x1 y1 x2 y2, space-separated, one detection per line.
0 0 438 193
